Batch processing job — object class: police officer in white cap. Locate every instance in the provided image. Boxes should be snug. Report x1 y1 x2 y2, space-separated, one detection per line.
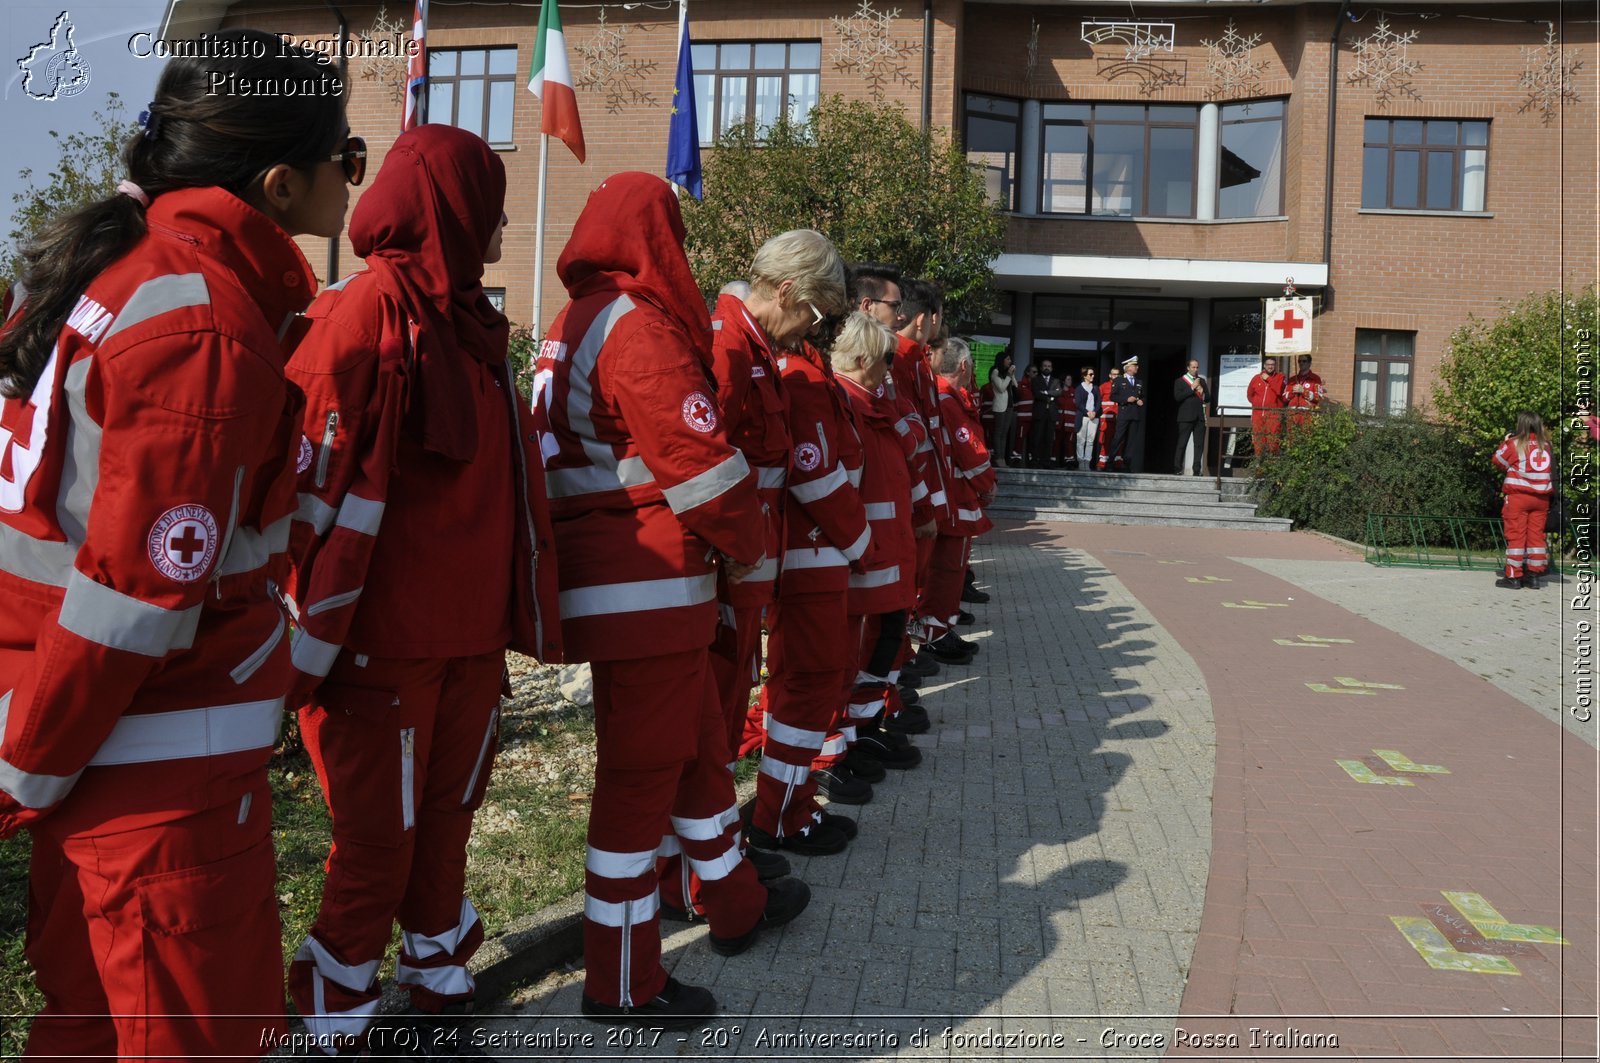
1110 355 1147 472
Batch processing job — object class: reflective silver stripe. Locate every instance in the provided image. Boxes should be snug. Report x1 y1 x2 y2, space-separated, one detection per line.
325 273 361 293
306 587 363 617
915 439 934 455
585 891 659 927
864 501 897 521
929 489 948 507
655 833 682 857
586 846 656 879
402 897 481 960
565 295 640 477
819 733 848 756
846 466 863 488
765 718 826 749
396 961 472 999
744 556 778 583
57 569 202 657
56 357 99 545
893 417 913 437
687 841 743 883
217 514 293 577
957 507 985 522
545 456 657 498
0 692 83 808
105 273 210 340
910 481 929 503
755 465 787 489
294 934 382 994
302 987 380 1044
841 525 871 563
710 319 723 330
789 466 847 505
87 697 284 766
670 802 740 841
849 565 901 589
965 460 992 478
661 451 750 515
847 698 882 719
758 756 810 785
294 493 337 535
230 610 287 684
782 546 846 570
291 628 340 677
336 494 385 536
0 523 76 587
559 572 717 619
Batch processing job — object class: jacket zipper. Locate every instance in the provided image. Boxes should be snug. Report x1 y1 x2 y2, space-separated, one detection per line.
314 410 339 488
461 707 500 804
400 727 416 830
502 362 545 653
230 608 287 685
816 421 829 468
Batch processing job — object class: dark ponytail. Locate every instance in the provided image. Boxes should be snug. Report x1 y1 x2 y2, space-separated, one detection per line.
0 28 348 398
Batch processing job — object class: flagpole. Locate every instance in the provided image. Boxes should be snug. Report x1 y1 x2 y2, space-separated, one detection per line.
533 132 550 342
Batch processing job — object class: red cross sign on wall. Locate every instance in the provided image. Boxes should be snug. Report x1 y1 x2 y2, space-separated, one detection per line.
1264 297 1314 355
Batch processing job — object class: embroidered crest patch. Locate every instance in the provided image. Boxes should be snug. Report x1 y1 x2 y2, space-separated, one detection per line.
296 435 314 474
794 442 822 471
955 426 972 444
681 391 717 433
148 504 220 583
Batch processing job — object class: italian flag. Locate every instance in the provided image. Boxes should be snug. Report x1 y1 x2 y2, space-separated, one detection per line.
528 0 586 162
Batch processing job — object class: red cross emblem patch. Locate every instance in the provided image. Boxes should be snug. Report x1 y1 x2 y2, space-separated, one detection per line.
148 504 220 583
955 426 972 444
681 391 717 434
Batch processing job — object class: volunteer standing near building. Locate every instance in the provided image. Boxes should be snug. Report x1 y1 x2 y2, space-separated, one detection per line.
0 31 352 1060
285 125 560 1054
535 173 808 1028
1493 411 1555 590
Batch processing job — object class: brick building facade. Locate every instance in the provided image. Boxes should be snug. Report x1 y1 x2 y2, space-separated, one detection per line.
162 0 1596 471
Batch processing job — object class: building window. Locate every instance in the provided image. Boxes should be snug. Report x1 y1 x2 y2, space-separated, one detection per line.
1218 99 1284 218
1041 103 1197 218
1361 119 1488 211
963 94 1021 211
692 41 820 144
427 47 518 145
1354 329 1414 416
484 287 506 312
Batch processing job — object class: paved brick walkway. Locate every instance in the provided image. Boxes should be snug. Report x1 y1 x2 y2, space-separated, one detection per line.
479 520 1596 1061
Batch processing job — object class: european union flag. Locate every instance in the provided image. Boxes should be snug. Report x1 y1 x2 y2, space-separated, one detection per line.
665 9 701 199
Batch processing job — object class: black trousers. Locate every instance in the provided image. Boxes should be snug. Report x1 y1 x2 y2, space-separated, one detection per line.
1112 416 1144 473
1029 408 1056 464
1174 418 1204 474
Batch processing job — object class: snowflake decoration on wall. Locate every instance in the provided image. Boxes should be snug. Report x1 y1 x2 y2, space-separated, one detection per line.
575 10 659 114
1201 19 1265 99
831 0 919 101
1024 17 1041 86
359 5 409 104
1347 16 1423 109
1518 24 1583 126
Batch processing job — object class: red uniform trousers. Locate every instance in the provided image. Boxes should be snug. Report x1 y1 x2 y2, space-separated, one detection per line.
25 763 283 1063
904 532 938 654
1096 412 1121 469
817 610 908 771
922 535 971 638
289 651 503 1052
754 592 853 837
1502 493 1552 578
585 649 764 1007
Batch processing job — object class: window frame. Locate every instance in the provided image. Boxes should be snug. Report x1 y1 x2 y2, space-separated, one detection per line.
1353 328 1415 417
692 40 821 146
1361 118 1490 212
1216 98 1286 219
962 93 1023 212
426 46 519 146
1039 102 1199 219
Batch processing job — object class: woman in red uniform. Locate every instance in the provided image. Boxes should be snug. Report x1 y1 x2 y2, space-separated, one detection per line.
284 124 562 1055
1493 411 1555 590
0 31 353 1060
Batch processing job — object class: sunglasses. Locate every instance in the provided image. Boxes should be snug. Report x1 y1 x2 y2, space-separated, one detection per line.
867 296 903 314
326 136 368 185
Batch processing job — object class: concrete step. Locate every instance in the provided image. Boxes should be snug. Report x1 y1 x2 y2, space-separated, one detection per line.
995 467 1225 495
996 481 1264 508
990 503 1293 532
993 494 1267 521
988 464 1288 531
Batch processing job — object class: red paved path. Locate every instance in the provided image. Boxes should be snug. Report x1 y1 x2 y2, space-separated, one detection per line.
1015 522 1597 1061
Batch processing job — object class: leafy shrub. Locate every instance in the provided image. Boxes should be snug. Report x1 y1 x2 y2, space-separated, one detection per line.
507 322 535 399
1253 406 1498 543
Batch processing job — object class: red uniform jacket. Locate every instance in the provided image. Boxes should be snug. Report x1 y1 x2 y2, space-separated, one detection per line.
1285 370 1324 410
936 376 996 537
1493 436 1555 498
893 335 950 523
1248 371 1287 435
1015 376 1035 443
840 375 915 614
709 295 789 608
0 188 313 836
285 272 562 694
534 175 762 662
778 344 874 595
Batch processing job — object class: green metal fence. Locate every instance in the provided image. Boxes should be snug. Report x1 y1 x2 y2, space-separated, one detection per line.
1363 514 1507 570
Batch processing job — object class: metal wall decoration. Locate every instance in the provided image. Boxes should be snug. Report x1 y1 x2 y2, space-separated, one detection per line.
1080 20 1185 94
1024 17 1041 86
831 0 919 101
359 5 409 104
1518 23 1583 126
1347 16 1423 108
1201 19 1266 100
574 9 659 114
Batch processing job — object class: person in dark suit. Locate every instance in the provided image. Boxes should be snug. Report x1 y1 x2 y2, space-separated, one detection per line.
1172 358 1208 475
1027 357 1063 467
1110 355 1146 472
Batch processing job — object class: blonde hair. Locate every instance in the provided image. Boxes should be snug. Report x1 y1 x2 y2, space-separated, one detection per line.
829 311 895 373
750 229 848 315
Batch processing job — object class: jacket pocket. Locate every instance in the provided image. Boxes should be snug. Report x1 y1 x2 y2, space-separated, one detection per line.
460 706 500 809
230 607 287 685
303 682 406 847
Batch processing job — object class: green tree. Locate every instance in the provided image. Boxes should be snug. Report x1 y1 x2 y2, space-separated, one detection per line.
681 95 1006 326
1434 285 1599 487
2 92 138 284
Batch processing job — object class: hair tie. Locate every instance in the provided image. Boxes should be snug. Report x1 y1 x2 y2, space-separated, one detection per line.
116 180 149 207
137 104 162 140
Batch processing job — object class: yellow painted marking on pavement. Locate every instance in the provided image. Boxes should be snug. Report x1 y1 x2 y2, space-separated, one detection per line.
1391 917 1521 975
1300 635 1354 644
1184 576 1233 584
1275 638 1327 648
1374 750 1449 774
1443 892 1569 945
1306 683 1377 696
1336 760 1415 786
1335 677 1405 690
1243 600 1289 607
1157 560 1196 565
1224 602 1271 610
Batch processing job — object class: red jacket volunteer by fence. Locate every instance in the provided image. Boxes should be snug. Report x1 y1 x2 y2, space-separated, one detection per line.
1493 414 1556 588
283 125 561 1053
535 172 782 1025
1248 362 1288 453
